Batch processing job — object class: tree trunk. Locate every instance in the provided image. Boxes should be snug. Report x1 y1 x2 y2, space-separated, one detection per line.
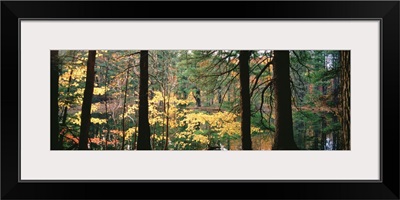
152 124 156 150
194 88 201 107
121 67 129 150
303 122 307 149
272 51 298 150
217 86 222 104
133 129 137 150
137 50 152 150
51 50 61 150
239 50 252 150
104 64 110 150
164 100 170 150
313 127 319 150
78 50 96 150
333 114 338 150
339 51 351 150
62 69 74 126
296 122 302 149
320 116 326 150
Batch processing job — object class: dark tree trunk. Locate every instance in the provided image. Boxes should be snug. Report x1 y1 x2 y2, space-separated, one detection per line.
239 50 252 150
296 123 302 149
272 51 298 150
62 69 74 126
78 50 96 150
303 122 307 149
152 124 156 150
51 50 61 150
339 51 351 150
104 64 110 150
133 129 137 150
217 86 222 104
164 101 170 150
320 116 326 150
313 128 319 150
137 50 152 150
332 114 338 150
121 67 129 150
194 88 201 107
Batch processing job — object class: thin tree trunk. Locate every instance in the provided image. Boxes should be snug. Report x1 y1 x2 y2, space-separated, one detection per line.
78 50 96 150
164 98 170 150
152 124 156 150
303 122 307 149
62 69 74 126
104 64 110 150
133 129 138 150
272 51 298 150
339 51 351 150
194 88 201 107
320 116 326 150
162 89 166 148
121 67 129 150
51 50 61 150
333 114 338 150
239 50 252 150
137 50 151 150
218 86 222 104
313 126 319 150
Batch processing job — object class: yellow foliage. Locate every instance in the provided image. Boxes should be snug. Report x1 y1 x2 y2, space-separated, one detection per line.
59 66 87 88
182 111 261 137
91 118 107 124
152 134 166 142
192 134 209 144
125 127 138 139
90 102 103 113
93 87 107 95
174 131 209 146
70 112 106 125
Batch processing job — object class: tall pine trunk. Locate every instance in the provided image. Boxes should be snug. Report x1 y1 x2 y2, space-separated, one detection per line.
339 51 351 150
137 50 151 150
239 50 252 150
272 51 298 150
51 50 61 150
78 50 96 150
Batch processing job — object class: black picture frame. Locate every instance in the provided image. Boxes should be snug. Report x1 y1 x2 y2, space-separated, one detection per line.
1 1 399 199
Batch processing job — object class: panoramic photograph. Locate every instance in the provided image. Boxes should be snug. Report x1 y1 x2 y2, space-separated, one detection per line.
51 50 350 150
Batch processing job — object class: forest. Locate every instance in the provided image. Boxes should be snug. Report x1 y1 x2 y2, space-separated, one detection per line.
51 50 350 150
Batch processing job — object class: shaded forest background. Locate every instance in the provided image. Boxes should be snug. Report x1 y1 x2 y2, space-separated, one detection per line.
51 50 350 150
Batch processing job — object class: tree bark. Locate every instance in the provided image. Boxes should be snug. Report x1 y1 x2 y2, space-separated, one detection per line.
332 114 338 150
51 50 61 150
339 51 351 150
104 64 110 150
239 50 252 150
217 86 222 104
78 50 96 150
121 67 129 150
272 51 298 150
320 116 326 150
313 127 319 150
137 50 152 150
164 101 170 150
62 69 74 126
194 88 201 107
